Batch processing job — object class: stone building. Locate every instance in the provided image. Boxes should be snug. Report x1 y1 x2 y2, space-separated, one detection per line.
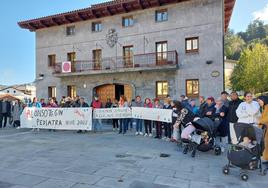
18 0 235 104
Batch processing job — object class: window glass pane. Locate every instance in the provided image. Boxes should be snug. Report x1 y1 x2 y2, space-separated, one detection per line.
193 81 199 94
162 82 168 95
163 12 168 20
186 40 192 50
192 39 198 50
157 83 163 95
187 81 193 95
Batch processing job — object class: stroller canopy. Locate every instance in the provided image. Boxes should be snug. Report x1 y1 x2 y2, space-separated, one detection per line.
233 123 263 144
192 117 218 134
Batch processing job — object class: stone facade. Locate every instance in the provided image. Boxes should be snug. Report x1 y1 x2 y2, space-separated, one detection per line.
35 0 225 102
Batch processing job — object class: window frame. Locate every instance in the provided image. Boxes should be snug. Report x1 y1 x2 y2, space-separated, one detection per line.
155 9 168 22
48 54 56 67
67 85 77 99
185 37 199 53
92 22 102 32
48 86 56 98
185 79 199 98
122 16 134 27
66 26 75 36
156 81 169 99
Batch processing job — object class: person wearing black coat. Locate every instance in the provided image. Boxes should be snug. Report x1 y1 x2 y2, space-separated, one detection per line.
202 97 216 119
198 96 207 117
1 99 11 128
77 97 89 133
226 91 243 143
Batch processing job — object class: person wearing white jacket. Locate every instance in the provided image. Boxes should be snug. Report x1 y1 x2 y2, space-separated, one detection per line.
236 92 260 124
230 92 260 144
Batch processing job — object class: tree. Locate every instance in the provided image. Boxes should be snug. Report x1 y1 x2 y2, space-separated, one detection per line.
237 20 267 43
225 29 245 60
230 44 268 93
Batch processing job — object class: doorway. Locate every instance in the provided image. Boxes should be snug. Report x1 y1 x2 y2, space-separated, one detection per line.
115 84 124 101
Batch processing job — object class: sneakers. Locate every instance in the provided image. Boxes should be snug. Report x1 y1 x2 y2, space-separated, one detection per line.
162 136 167 140
139 132 143 136
16 126 21 129
221 147 225 153
166 138 170 142
149 133 153 137
135 132 139 136
144 133 148 137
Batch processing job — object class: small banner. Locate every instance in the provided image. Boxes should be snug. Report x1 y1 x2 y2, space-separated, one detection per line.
94 108 132 119
20 107 92 130
131 107 173 123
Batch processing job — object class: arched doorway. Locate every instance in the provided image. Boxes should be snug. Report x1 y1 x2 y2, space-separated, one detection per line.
94 84 133 104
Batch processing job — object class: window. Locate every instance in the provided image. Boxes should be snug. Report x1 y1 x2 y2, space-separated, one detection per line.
66 26 75 36
93 49 102 70
185 37 199 53
67 52 76 72
92 22 102 32
122 16 134 27
123 46 134 67
156 81 169 98
155 9 168 22
156 41 168 65
48 54 56 67
48 86 56 98
67 85 77 98
186 79 199 98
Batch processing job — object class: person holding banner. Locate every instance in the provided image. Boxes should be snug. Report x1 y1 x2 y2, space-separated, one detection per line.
153 98 163 139
144 98 153 137
29 97 42 132
112 99 119 131
132 96 144 136
77 97 90 133
162 98 172 141
91 95 102 132
118 95 128 135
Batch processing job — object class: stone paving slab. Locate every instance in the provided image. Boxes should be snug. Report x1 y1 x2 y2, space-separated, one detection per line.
0 128 267 187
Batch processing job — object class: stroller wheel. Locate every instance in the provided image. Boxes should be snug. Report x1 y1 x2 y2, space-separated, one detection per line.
214 146 221 155
222 166 230 175
240 173 248 181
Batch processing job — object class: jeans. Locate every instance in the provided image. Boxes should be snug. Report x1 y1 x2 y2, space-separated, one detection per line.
135 119 143 132
144 120 152 134
113 119 119 129
155 121 162 137
164 123 172 138
119 119 128 134
93 119 102 131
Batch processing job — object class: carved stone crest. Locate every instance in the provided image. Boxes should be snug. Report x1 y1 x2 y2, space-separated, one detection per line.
106 29 118 48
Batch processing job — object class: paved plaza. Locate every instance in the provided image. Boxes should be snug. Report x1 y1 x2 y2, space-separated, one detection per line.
0 126 267 188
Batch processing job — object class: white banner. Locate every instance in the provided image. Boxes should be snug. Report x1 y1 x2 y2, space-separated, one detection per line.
20 107 92 130
94 108 132 119
132 107 173 123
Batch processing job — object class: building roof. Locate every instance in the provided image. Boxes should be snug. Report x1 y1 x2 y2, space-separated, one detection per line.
18 0 236 32
0 94 20 101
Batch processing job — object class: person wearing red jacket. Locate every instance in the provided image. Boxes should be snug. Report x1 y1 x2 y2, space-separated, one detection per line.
91 95 102 132
144 98 153 137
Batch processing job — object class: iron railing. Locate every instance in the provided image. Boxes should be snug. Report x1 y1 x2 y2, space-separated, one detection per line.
53 51 178 74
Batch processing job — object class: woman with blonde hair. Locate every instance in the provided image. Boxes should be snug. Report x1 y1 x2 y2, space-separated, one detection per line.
118 95 128 134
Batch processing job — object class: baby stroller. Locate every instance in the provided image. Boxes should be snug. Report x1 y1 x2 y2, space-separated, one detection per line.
182 117 222 157
222 123 267 181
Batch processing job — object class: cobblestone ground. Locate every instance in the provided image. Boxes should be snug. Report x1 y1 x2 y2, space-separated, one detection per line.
0 125 267 188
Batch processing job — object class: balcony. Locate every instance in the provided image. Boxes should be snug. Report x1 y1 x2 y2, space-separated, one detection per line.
53 51 179 77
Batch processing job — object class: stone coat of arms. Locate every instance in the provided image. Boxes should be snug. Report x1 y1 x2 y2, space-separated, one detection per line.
106 29 118 48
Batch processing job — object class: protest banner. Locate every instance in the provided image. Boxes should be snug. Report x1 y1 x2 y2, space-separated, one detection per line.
131 107 173 123
94 108 132 119
20 107 92 130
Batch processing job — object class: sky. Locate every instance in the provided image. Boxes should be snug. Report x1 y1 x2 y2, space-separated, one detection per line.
0 0 267 86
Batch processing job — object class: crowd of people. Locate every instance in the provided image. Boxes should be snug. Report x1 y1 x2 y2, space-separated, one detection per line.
0 91 267 163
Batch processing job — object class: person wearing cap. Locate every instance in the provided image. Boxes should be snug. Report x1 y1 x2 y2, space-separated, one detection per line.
203 96 216 119
257 96 268 164
91 95 102 132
